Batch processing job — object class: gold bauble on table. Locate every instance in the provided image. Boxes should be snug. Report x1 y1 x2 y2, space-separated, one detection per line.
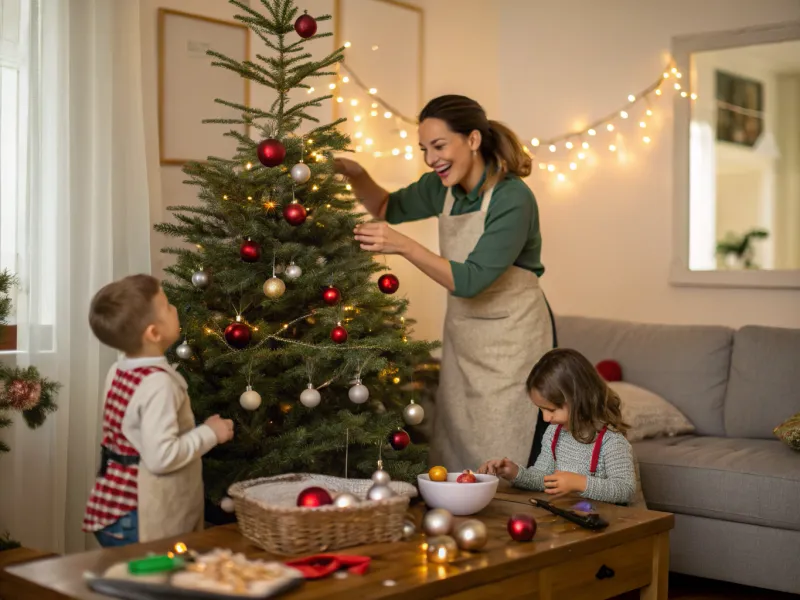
263 276 286 298
426 535 458 564
453 519 488 551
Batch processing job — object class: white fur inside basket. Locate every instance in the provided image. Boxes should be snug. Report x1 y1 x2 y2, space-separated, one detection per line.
242 473 418 508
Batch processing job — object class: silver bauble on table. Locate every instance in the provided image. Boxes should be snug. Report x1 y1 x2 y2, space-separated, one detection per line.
300 384 321 408
453 519 488 551
176 341 193 360
263 276 286 299
348 380 369 404
285 262 302 280
333 492 360 508
402 400 424 425
239 385 262 411
191 270 210 288
423 508 454 536
290 162 311 184
402 520 416 540
366 484 395 501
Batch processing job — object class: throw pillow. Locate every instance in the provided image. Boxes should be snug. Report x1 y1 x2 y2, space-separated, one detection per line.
774 413 800 451
609 381 695 442
596 359 622 382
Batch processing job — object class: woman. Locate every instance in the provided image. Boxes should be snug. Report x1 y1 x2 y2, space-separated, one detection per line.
335 95 553 473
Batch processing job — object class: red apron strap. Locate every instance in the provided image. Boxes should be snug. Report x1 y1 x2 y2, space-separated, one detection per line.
589 426 608 474
551 425 563 460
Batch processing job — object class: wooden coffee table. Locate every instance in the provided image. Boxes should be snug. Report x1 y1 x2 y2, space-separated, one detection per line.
1 488 673 600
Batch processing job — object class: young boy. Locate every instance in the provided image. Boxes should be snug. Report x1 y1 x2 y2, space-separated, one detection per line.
82 274 234 547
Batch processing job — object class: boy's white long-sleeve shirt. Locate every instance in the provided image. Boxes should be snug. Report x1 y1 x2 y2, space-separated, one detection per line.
103 356 218 475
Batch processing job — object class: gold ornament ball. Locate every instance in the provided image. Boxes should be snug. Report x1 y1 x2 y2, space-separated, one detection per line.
453 519 488 551
426 535 458 564
422 508 454 536
263 276 286 298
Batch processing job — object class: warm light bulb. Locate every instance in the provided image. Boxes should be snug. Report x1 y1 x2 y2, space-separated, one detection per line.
549 144 556 152
312 185 319 191
539 163 547 170
392 148 400 155
369 87 377 94
307 87 315 94
639 121 647 128
355 145 362 152
582 142 589 149
329 83 336 90
675 72 682 79
681 91 687 98
620 111 628 119
671 67 677 74
404 152 413 160
245 162 252 170
405 145 412 152
400 130 408 138
569 162 577 170
643 136 651 143
370 110 378 117
663 72 670 79
655 89 662 96
674 83 681 90
344 41 351 48
578 152 586 160
223 195 228 200
371 102 378 108
384 111 391 118
365 138 373 145
345 184 352 190
690 93 697 100
607 124 614 132
354 115 362 122
337 97 343 103
588 129 596 136
557 173 566 182
628 94 635 102
646 109 653 116
350 99 358 106
609 144 616 152
547 164 555 172
354 131 362 138
247 196 252 201
565 141 574 149
531 138 540 147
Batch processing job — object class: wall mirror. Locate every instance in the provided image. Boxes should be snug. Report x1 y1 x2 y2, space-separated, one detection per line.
671 21 800 288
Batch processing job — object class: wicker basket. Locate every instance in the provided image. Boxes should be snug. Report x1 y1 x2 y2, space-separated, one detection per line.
228 473 418 556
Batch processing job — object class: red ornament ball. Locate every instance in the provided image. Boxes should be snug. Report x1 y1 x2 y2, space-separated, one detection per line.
378 273 400 294
239 239 261 263
330 325 348 344
257 138 286 167
322 286 341 305
596 359 622 382
388 429 410 451
283 202 307 226
296 486 332 508
224 322 251 349
294 11 317 38
507 514 537 542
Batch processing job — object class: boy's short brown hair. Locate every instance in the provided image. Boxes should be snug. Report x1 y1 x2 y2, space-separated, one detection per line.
89 274 161 354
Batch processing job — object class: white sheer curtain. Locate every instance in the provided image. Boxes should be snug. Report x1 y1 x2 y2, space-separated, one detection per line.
2 0 153 554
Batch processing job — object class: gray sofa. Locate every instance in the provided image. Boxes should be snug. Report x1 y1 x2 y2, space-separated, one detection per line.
556 315 800 595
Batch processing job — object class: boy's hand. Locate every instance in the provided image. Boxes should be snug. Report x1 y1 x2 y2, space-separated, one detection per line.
205 414 234 444
477 458 519 481
543 471 587 497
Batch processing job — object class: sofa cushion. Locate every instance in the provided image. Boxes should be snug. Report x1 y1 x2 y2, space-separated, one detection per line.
724 325 800 439
634 435 800 531
555 315 733 436
609 381 695 442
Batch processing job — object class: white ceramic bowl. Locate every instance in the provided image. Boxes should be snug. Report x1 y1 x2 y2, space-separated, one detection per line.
417 472 499 516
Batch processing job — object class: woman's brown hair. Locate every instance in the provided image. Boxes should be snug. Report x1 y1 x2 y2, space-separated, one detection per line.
418 95 532 192
526 348 629 443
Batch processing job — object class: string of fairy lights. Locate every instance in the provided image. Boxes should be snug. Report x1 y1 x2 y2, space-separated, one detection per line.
327 41 696 183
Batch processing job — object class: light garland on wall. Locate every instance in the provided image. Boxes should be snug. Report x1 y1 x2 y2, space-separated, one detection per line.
332 42 695 183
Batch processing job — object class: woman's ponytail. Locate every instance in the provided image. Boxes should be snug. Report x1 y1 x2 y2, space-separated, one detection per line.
486 119 532 186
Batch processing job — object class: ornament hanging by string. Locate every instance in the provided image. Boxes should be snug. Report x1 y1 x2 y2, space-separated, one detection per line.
283 187 307 226
257 138 286 167
191 268 210 288
348 378 369 404
335 432 360 507
285 261 302 280
294 10 317 38
330 323 348 344
239 363 261 410
367 452 396 501
322 285 341 305
403 399 424 425
388 428 410 451
264 252 286 299
300 383 321 408
378 273 400 294
176 340 193 360
224 318 251 349
291 142 311 184
240 238 261 263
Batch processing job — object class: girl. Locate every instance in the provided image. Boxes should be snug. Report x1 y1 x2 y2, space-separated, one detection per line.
478 348 636 505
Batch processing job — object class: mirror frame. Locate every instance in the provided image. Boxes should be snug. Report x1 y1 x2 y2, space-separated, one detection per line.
670 20 800 289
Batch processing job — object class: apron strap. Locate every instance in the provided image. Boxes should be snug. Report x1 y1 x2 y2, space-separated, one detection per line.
442 187 456 216
551 424 563 460
589 426 608 474
480 186 494 212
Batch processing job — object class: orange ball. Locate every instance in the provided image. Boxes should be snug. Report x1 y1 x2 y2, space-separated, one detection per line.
429 466 448 482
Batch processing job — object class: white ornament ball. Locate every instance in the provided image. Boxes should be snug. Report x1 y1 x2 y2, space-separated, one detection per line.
176 341 193 360
423 508 454 536
285 262 302 280
263 276 286 298
403 400 425 425
220 497 235 513
333 492 360 508
367 484 395 501
402 520 416 540
191 270 210 288
239 385 262 411
371 468 391 486
348 381 369 405
290 162 312 184
300 384 321 408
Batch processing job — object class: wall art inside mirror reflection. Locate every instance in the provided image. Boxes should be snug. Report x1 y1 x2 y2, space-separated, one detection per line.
689 40 800 272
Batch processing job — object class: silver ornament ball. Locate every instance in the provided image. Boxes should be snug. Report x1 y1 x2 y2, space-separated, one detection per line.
333 492 360 508
239 386 262 411
191 270 210 288
300 384 321 408
348 381 369 405
367 484 395 501
220 497 236 513
176 342 193 360
263 276 286 298
285 262 302 280
403 401 425 425
453 519 488 551
371 468 391 486
423 508 454 536
290 162 311 184
402 520 416 540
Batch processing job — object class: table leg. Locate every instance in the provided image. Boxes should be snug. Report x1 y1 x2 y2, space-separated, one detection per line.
640 532 669 600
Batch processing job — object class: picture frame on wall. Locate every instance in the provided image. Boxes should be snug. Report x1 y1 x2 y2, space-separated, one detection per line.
715 69 764 148
158 9 251 165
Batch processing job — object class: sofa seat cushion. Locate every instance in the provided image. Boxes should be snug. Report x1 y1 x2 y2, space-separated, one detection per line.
634 435 800 531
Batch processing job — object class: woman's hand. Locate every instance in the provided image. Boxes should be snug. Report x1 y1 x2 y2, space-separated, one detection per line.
477 458 519 481
334 157 364 179
543 471 587 497
354 222 410 255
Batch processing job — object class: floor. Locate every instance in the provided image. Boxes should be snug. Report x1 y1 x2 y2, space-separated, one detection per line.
615 573 797 599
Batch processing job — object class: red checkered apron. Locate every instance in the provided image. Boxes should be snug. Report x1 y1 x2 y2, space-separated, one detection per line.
82 366 164 532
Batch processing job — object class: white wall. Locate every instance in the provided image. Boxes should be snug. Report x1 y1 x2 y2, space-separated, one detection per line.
498 0 800 328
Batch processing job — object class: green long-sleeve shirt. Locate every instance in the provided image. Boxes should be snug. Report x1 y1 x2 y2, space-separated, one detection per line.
386 171 544 298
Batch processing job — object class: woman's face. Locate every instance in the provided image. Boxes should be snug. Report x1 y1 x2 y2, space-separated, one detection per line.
418 117 480 188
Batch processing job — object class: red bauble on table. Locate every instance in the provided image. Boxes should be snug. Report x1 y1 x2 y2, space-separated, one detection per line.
507 514 537 542
257 138 286 167
388 429 410 451
378 273 400 294
294 11 317 38
330 325 348 344
595 359 622 382
224 322 251 349
239 239 261 263
283 202 307 226
322 286 341 305
296 486 333 508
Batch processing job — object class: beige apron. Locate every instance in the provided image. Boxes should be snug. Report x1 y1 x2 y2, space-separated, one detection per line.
431 185 553 473
137 370 205 543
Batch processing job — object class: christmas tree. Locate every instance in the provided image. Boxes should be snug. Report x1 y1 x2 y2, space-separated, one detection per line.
154 0 438 515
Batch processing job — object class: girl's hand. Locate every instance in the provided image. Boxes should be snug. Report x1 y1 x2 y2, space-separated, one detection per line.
543 471 587 497
354 222 410 255
333 157 364 178
477 458 519 481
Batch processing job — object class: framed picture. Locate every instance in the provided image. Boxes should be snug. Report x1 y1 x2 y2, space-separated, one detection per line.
715 70 763 148
158 9 251 165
